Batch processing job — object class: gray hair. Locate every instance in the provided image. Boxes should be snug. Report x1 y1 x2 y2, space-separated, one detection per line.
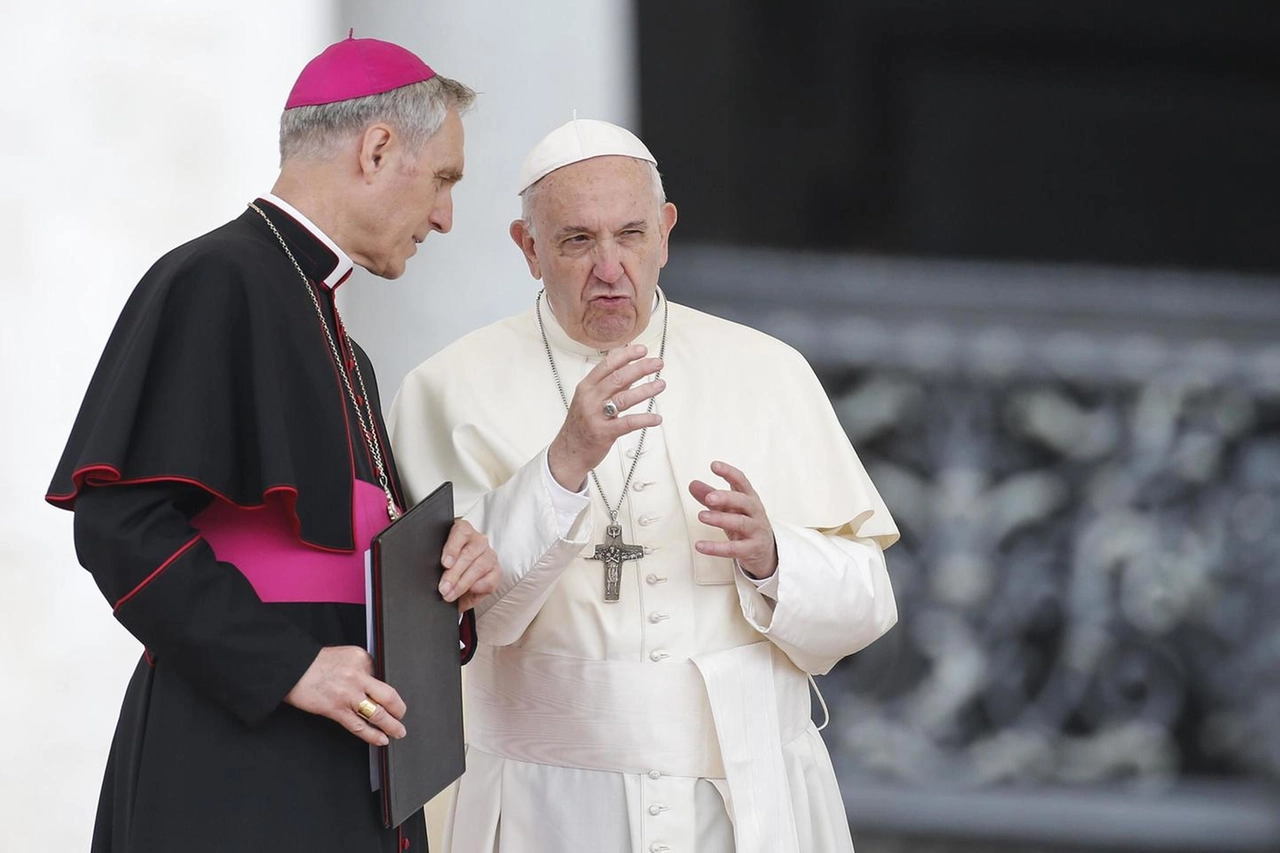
520 159 666 238
279 74 476 164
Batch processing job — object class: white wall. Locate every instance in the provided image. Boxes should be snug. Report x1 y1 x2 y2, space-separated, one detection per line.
0 3 633 849
0 4 333 849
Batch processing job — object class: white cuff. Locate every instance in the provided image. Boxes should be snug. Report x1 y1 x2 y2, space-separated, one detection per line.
737 559 780 600
541 448 590 537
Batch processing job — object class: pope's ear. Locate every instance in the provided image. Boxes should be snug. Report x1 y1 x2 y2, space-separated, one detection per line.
509 219 542 280
658 202 678 267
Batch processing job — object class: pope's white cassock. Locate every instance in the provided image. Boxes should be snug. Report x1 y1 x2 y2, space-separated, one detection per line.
389 290 899 853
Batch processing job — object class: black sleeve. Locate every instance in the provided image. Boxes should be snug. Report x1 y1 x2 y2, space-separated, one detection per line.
74 481 323 727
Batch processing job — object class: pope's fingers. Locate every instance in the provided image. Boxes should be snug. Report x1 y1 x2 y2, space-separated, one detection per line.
603 379 666 418
601 356 664 394
688 479 716 506
619 409 660 432
697 509 764 539
710 460 758 496
696 488 761 517
575 359 663 415
694 538 761 559
610 412 662 436
584 344 649 382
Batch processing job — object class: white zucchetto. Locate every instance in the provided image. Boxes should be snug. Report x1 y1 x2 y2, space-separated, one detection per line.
516 118 657 195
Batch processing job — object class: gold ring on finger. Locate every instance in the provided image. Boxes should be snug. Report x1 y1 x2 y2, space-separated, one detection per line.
356 698 379 720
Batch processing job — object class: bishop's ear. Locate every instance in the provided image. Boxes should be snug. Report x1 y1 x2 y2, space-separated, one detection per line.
509 219 542 280
358 123 395 179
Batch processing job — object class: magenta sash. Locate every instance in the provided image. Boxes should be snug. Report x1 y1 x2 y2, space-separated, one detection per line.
192 481 391 604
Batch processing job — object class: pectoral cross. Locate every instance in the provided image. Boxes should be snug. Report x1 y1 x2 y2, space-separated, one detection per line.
587 523 645 602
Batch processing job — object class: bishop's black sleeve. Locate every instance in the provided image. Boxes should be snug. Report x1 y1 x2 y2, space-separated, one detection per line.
74 481 323 727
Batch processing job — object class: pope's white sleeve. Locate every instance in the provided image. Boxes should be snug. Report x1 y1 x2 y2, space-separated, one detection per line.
463 447 592 646
735 521 897 675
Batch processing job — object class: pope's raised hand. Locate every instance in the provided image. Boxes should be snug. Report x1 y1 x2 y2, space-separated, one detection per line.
689 461 779 579
547 344 665 491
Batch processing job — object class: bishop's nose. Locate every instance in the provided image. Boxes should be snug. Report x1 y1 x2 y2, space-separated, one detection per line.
430 190 455 234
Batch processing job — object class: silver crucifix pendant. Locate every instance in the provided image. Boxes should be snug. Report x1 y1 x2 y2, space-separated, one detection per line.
586 523 645 602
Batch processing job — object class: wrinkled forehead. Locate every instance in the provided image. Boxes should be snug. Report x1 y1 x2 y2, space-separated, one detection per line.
531 155 658 224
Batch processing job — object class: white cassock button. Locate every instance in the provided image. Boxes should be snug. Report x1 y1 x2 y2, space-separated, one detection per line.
648 612 670 624
626 447 647 460
638 514 658 526
649 650 669 662
648 804 669 816
650 845 671 853
648 770 662 780
646 573 667 585
632 480 653 492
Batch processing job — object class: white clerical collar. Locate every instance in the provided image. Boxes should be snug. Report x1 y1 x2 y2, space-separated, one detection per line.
262 192 355 290
540 288 666 359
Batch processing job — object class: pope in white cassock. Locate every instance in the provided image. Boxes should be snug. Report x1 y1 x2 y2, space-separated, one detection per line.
389 119 900 853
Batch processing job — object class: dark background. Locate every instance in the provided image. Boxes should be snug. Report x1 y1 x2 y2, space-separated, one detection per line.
639 0 1280 274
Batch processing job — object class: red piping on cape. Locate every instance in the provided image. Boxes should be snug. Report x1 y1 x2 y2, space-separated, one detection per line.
47 271 373 555
46 465 356 555
114 534 201 611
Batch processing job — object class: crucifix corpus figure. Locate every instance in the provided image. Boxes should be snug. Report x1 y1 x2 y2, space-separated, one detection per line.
587 522 645 601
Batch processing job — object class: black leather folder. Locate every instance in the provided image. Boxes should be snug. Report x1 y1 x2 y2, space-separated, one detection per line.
370 481 466 828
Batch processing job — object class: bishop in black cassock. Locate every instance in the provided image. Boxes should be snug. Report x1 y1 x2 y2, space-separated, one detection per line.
45 35 489 853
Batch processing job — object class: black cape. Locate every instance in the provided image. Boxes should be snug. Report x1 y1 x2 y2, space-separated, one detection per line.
48 201 470 852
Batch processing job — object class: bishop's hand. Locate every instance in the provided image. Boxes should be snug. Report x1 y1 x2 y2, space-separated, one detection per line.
284 646 407 746
689 460 779 580
547 344 665 491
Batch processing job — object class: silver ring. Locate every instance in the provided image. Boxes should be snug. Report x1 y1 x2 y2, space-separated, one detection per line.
602 399 620 419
